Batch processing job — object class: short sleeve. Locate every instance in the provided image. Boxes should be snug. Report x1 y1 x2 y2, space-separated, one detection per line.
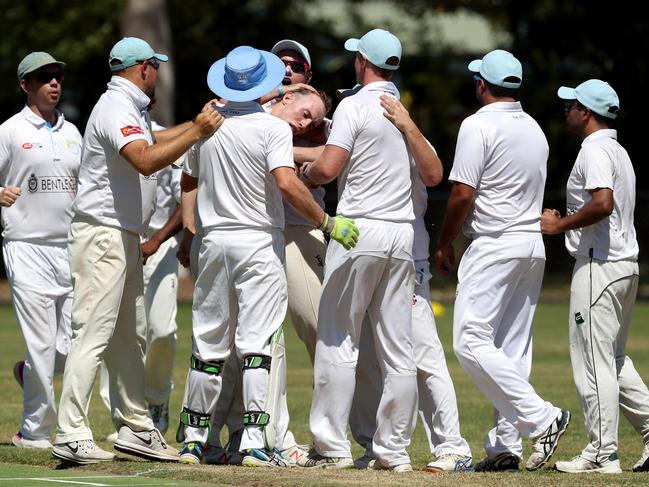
581 145 614 191
448 117 484 189
265 121 294 172
326 98 359 152
171 165 182 203
183 143 200 178
103 102 148 153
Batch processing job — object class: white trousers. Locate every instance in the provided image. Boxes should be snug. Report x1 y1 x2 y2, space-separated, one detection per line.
569 257 649 462
56 219 152 443
180 230 287 450
310 219 418 467
453 234 559 457
3 240 72 441
350 260 471 458
284 224 325 363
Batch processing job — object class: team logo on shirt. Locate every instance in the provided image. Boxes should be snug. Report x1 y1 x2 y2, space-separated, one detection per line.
22 142 44 150
120 125 144 136
66 139 81 155
26 173 78 193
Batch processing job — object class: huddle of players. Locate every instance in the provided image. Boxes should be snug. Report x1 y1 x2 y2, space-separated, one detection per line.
2 28 649 475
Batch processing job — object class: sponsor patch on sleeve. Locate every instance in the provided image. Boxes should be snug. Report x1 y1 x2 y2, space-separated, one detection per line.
120 125 144 136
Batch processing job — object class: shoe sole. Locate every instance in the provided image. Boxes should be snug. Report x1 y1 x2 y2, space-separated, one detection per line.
179 454 200 465
52 448 114 465
426 466 476 473
526 411 571 471
12 437 52 449
114 439 179 462
555 463 622 474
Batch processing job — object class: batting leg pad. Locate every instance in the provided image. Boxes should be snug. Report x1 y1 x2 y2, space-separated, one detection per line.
242 354 271 371
191 355 224 375
243 410 270 428
176 407 211 443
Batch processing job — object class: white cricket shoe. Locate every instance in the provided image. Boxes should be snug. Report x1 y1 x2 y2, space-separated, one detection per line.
526 409 571 471
105 431 118 443
298 452 353 468
555 454 621 473
12 432 52 449
634 443 649 472
241 447 289 467
426 454 474 472
114 425 179 462
52 440 115 464
368 459 413 472
280 443 309 466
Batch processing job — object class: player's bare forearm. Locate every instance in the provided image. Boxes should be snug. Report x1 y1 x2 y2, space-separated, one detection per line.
301 144 349 185
146 205 183 247
437 182 475 249
181 174 198 233
294 145 324 164
153 121 193 142
540 188 613 235
273 167 325 227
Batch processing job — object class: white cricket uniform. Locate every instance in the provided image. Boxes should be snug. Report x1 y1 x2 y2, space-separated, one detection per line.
0 106 81 442
179 101 293 450
56 76 156 443
350 162 472 459
450 101 559 458
565 129 649 463
309 81 418 467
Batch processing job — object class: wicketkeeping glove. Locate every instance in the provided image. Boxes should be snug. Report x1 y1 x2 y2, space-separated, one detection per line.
320 214 359 250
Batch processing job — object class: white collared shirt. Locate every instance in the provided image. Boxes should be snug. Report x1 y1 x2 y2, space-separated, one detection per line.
565 129 638 261
72 76 157 233
0 106 82 243
326 81 414 223
449 101 548 237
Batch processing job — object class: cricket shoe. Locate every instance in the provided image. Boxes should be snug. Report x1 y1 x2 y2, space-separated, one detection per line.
52 440 115 464
426 454 474 472
353 453 375 469
106 431 118 443
368 459 413 472
474 452 520 472
13 360 24 389
634 443 649 472
281 443 309 466
526 409 571 471
12 432 52 449
241 447 289 467
555 454 621 473
179 442 202 465
298 452 353 468
114 425 179 462
148 401 169 435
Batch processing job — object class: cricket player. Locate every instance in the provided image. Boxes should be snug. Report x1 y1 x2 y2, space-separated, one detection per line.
435 49 569 472
299 29 419 472
542 79 649 474
0 52 81 449
175 45 358 467
349 95 474 472
52 37 222 465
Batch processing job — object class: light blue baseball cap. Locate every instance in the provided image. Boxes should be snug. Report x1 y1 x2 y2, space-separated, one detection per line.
17 52 65 80
271 39 311 67
109 37 168 72
344 29 401 71
207 46 285 102
557 79 620 119
468 49 522 89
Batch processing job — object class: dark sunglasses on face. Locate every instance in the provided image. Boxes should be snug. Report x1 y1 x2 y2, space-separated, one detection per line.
564 101 577 112
32 71 64 83
473 75 482 83
282 59 309 74
142 59 160 70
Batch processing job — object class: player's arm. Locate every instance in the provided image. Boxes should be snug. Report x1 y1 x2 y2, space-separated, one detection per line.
177 173 198 268
259 83 317 106
380 95 443 187
121 108 223 176
154 99 221 143
435 182 475 274
0 185 21 207
540 188 613 235
293 145 324 164
141 205 183 264
300 145 349 185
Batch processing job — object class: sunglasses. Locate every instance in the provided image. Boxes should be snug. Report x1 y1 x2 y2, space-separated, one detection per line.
142 59 160 70
32 71 64 83
282 59 309 74
472 75 482 83
563 100 578 113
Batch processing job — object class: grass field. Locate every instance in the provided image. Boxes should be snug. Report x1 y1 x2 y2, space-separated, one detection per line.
1 299 649 486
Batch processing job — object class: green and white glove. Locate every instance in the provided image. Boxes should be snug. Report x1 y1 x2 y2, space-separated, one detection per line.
320 214 359 250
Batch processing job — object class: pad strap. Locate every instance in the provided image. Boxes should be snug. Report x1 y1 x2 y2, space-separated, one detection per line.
191 355 224 375
176 407 211 442
242 354 271 371
243 410 270 427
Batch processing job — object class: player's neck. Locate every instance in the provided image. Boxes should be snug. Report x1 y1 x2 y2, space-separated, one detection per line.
28 102 58 126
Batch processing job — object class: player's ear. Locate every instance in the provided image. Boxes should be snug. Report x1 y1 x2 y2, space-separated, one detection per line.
19 79 29 95
283 92 294 104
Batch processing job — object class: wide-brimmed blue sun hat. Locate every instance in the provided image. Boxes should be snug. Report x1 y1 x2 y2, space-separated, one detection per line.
207 46 285 102
557 79 620 119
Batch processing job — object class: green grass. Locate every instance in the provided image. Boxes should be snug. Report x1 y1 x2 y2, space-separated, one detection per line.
1 300 649 485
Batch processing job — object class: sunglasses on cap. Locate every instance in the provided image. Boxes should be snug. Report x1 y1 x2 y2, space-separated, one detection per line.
282 59 309 74
31 71 64 83
141 59 160 70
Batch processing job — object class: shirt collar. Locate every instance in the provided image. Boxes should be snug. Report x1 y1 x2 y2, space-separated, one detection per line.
476 101 523 113
221 101 264 116
107 76 151 112
582 128 617 146
359 80 400 99
20 105 65 130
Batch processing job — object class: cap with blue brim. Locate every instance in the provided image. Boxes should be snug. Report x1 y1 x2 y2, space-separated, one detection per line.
468 49 522 89
109 37 168 72
344 29 401 71
557 79 619 119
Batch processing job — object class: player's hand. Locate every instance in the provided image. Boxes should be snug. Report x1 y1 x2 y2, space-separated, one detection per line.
193 106 224 138
380 95 416 134
329 216 359 250
0 186 21 207
176 228 194 268
434 243 455 275
298 161 318 188
202 99 220 112
540 208 563 235
140 238 161 265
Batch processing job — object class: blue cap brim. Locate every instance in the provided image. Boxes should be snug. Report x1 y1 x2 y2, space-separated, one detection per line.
344 38 360 52
153 53 169 62
468 59 481 73
557 86 576 100
207 50 285 102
